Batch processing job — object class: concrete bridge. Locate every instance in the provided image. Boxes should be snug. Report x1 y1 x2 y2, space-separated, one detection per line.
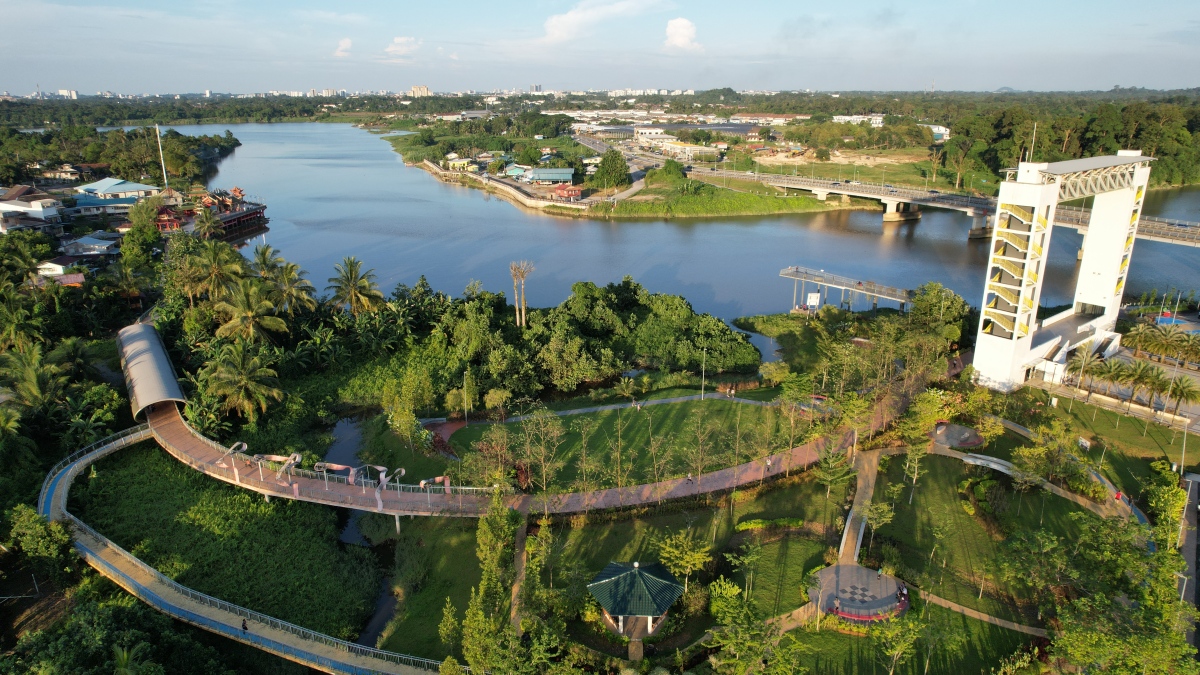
698 168 1200 246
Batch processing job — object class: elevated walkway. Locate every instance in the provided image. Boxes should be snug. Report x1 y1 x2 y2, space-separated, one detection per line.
39 428 441 675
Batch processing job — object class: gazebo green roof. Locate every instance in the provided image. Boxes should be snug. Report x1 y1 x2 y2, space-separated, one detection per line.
587 562 684 617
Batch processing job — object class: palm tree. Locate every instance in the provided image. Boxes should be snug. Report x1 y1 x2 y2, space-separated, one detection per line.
1152 324 1186 364
270 262 316 318
1124 359 1157 414
48 336 94 377
1124 322 1153 359
204 340 284 423
1180 333 1200 370
112 641 150 675
251 243 284 279
1168 375 1200 418
325 256 383 316
1095 359 1127 398
193 239 245 301
508 261 522 326
1067 344 1101 403
0 344 67 415
212 279 288 342
107 259 144 308
192 208 222 239
1143 368 1170 433
511 260 535 327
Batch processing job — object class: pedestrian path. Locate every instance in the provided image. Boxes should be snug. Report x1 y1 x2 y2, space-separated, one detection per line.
916 591 1047 637
39 429 441 675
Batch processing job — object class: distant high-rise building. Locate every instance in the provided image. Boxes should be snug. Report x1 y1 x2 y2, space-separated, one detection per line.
410 85 432 98
57 89 77 99
204 89 211 98
530 84 542 93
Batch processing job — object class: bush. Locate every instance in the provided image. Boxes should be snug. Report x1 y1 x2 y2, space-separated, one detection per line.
6 504 75 583
681 584 709 617
708 576 742 624
734 517 804 532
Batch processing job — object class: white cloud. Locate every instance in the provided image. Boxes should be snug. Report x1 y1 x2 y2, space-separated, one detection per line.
333 38 352 58
540 0 659 44
381 36 421 63
664 17 702 52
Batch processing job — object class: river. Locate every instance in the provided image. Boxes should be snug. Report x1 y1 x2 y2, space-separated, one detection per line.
176 123 1200 320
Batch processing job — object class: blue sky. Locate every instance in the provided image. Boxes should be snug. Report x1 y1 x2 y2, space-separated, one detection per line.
3 0 1198 95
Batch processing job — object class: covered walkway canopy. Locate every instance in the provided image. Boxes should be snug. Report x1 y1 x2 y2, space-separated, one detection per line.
117 322 186 419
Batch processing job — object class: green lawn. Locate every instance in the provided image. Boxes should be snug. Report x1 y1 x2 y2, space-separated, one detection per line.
869 455 1088 624
450 398 804 491
787 602 1033 675
71 443 380 640
969 431 1028 462
1030 388 1175 488
358 414 451 481
593 172 840 219
370 515 481 660
556 476 846 611
733 313 825 372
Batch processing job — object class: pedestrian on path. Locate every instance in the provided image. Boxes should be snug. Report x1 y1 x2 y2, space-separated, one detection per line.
242 619 248 633
686 473 693 485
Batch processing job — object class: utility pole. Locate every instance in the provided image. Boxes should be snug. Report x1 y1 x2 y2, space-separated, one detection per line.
701 348 707 401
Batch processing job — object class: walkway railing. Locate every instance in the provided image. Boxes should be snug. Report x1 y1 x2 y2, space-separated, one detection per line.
38 425 455 675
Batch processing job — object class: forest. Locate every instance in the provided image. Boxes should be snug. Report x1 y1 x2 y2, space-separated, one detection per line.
0 126 241 185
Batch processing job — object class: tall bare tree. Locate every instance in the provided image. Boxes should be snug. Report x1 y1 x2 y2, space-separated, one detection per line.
508 261 522 326
514 260 535 327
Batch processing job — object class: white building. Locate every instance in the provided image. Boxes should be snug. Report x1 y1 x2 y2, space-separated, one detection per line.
76 178 161 199
62 236 120 257
974 152 1152 391
832 114 885 128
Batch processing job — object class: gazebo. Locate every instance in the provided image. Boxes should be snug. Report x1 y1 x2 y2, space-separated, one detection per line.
587 562 684 637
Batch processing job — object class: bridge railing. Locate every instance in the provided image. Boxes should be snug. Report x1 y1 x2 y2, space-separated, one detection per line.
38 425 153 515
66 513 448 673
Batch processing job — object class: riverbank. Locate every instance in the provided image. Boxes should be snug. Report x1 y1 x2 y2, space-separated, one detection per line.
408 151 875 220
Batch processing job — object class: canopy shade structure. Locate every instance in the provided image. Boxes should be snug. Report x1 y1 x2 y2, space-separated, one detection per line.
587 562 683 617
117 322 186 420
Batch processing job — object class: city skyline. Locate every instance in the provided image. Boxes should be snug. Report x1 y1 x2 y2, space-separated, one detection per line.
3 0 1198 95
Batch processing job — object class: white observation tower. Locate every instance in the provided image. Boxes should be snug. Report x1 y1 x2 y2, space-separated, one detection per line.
974 151 1154 391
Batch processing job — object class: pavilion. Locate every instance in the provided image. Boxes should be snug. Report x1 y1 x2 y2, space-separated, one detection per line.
587 562 684 638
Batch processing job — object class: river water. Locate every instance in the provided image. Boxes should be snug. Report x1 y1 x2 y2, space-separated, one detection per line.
180 123 1200 320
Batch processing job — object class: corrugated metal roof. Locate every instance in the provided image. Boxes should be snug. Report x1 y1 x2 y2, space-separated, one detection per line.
527 168 575 178
587 562 683 617
77 177 160 196
117 323 186 419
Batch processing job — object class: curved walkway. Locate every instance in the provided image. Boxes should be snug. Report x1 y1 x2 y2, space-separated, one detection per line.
39 428 440 675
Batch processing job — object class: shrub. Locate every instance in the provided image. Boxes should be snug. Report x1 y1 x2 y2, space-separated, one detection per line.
7 504 75 583
708 576 742 624
735 517 804 532
681 584 709 617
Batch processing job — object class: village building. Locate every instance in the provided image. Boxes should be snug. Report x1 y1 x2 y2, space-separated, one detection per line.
37 256 82 276
554 184 583 202
76 177 161 199
523 167 574 184
61 234 120 258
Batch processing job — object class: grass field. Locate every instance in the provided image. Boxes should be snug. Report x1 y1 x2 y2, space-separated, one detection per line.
556 475 846 614
594 173 841 219
788 602 1033 675
358 414 451 481
1028 389 1175 492
870 455 1088 624
450 398 808 491
72 443 381 640
371 515 481 660
733 313 823 372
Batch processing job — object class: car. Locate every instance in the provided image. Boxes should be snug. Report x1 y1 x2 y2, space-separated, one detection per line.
929 189 940 194
848 180 861 185
710 167 717 171
884 184 894 188
746 171 754 175
888 189 898 194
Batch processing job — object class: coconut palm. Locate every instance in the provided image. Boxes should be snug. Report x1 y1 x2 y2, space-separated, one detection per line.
192 208 222 239
1168 375 1200 417
1124 322 1154 359
1143 368 1171 433
0 344 67 415
270 262 317 318
212 279 287 342
204 340 284 423
107 259 144 308
48 336 94 377
325 256 383 316
1180 333 1200 370
193 239 245 301
250 243 284 279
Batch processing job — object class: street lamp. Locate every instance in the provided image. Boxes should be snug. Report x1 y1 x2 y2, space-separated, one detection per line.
701 347 707 401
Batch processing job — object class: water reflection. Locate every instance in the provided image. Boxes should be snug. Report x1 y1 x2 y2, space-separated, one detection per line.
169 122 1200 320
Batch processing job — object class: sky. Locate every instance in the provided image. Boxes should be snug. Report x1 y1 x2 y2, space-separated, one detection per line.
3 0 1199 95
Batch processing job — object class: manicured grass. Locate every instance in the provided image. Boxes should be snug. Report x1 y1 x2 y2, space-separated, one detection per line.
788 602 1032 675
743 535 826 616
450 399 805 491
372 515 481 660
72 443 381 640
1029 388 1176 484
969 431 1028 462
870 455 1087 624
358 414 450 482
556 476 847 600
